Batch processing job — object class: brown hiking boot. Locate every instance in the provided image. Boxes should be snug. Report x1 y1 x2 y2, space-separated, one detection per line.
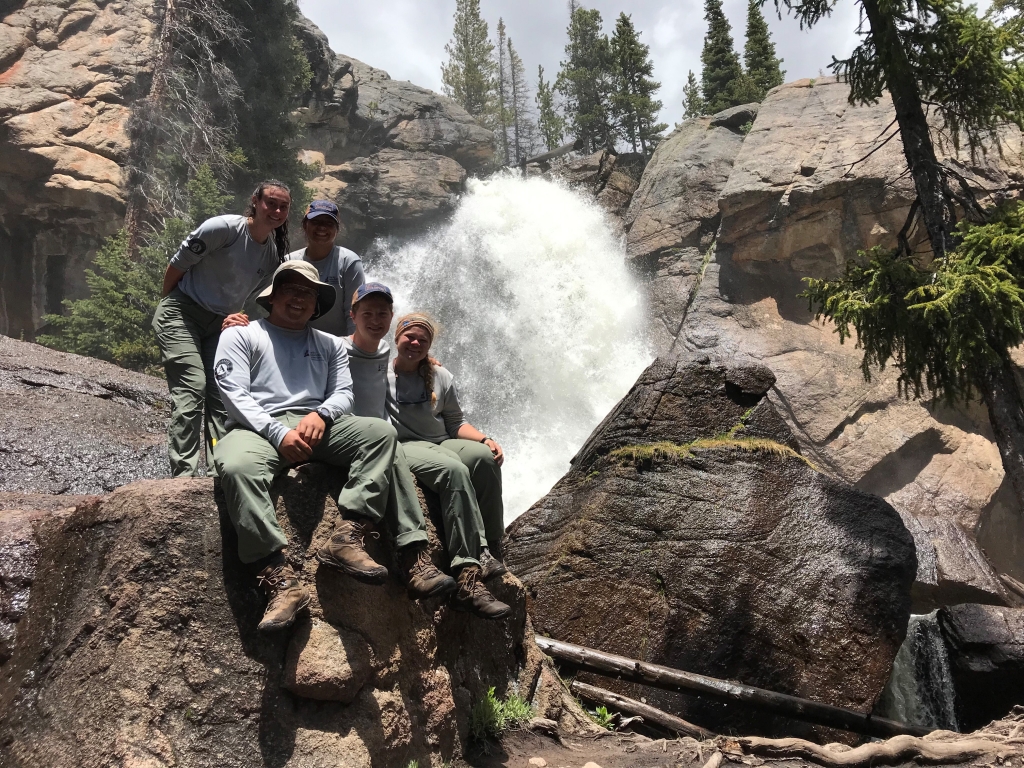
399 545 457 600
479 546 507 581
256 562 310 632
316 517 389 584
451 564 511 620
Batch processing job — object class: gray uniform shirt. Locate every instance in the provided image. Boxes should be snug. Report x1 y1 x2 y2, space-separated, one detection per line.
215 319 354 448
287 246 365 336
386 365 468 443
341 337 390 420
170 215 279 316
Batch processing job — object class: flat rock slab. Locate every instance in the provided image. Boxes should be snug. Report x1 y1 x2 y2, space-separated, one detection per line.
507 358 916 738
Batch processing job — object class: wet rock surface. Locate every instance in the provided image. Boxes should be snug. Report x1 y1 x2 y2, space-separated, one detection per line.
0 336 169 494
506 358 917 738
544 149 646 224
940 604 1024 731
626 78 1024 585
0 469 582 766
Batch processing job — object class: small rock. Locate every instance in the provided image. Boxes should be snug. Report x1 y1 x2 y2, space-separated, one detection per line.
528 758 547 767
581 762 604 768
283 618 372 702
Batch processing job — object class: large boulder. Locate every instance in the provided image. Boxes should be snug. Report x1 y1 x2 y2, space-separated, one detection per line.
505 358 917 737
0 469 586 766
0 335 169 494
626 77 1024 586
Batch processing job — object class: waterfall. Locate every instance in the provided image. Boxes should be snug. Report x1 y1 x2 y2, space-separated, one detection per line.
369 173 653 522
877 612 959 731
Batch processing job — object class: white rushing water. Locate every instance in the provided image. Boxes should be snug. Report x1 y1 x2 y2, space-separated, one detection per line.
369 173 652 522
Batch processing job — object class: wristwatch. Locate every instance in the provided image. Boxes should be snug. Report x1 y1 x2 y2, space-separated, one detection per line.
315 407 333 426
479 435 491 444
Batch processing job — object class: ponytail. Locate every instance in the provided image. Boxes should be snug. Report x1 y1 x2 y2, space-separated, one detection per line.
245 179 291 262
419 357 437 406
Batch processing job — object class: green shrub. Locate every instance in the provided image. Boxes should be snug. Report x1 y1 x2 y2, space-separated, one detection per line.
469 686 533 742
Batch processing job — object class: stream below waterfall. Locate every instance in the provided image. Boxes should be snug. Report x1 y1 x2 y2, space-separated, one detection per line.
365 173 653 521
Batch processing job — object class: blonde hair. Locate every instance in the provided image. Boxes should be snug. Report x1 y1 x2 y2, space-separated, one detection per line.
395 313 438 405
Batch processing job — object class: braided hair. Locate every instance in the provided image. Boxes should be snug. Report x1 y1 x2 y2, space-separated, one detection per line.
394 313 439 406
245 179 291 262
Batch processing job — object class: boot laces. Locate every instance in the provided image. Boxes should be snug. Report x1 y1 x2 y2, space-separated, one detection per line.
258 565 297 604
409 548 436 578
460 567 490 599
336 520 379 547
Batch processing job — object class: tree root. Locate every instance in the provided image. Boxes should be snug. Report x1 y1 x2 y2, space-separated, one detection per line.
723 733 1019 767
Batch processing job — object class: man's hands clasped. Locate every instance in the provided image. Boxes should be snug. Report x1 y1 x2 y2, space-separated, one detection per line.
277 412 327 464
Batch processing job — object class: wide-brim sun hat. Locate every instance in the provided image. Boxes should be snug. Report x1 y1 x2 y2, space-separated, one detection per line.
255 261 336 319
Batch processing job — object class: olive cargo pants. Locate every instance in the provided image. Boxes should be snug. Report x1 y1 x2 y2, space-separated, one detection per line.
402 439 504 568
215 412 428 564
152 288 227 477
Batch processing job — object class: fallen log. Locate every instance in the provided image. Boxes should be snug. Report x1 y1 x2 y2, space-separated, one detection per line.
728 734 1017 767
570 680 715 740
536 635 930 739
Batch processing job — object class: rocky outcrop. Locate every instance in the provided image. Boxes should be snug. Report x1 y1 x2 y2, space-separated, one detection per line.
0 335 169 494
940 604 1024 732
0 3 493 339
0 468 586 767
0 0 152 339
544 149 646 224
506 358 917 738
293 19 493 251
626 78 1024 590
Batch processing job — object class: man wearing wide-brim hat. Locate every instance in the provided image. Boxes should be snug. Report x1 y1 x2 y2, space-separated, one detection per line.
213 260 398 631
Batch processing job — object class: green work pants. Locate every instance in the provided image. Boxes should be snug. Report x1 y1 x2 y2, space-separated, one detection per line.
388 442 429 550
402 439 505 568
215 412 400 564
152 288 227 477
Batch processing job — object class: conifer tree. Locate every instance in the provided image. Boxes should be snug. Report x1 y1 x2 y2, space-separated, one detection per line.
700 0 745 114
506 36 539 163
744 0 785 99
441 0 496 121
536 65 565 151
682 70 706 118
556 6 615 153
494 18 512 163
610 12 667 155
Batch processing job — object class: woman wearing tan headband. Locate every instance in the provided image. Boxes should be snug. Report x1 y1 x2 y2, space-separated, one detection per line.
386 313 510 620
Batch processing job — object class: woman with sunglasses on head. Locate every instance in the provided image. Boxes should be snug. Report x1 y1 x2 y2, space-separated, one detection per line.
387 313 510 619
153 180 292 477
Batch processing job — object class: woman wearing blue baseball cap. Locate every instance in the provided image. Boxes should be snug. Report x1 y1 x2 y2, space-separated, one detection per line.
286 200 365 336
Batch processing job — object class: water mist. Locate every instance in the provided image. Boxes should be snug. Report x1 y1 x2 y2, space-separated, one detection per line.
370 173 652 522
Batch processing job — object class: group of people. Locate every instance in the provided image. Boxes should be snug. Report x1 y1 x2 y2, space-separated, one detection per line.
153 180 511 631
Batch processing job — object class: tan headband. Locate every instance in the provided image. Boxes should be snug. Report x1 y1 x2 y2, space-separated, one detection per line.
394 313 436 344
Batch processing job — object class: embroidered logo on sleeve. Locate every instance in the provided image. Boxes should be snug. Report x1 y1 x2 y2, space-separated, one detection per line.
214 360 233 379
187 237 207 255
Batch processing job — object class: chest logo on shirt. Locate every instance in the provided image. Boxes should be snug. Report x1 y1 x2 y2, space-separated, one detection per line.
214 359 233 379
305 349 325 362
187 237 206 255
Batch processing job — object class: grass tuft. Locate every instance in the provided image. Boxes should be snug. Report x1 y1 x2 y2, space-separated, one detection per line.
469 687 534 743
609 436 814 469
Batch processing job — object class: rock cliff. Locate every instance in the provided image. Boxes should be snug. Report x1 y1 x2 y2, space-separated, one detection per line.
0 2 493 339
624 78 1024 595
506 358 917 738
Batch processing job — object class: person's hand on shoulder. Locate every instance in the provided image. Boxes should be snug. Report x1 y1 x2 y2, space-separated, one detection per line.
222 312 250 331
278 430 313 463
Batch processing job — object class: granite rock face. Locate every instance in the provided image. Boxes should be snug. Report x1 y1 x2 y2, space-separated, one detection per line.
544 149 645 224
0 470 585 767
626 79 1024 587
506 358 917 738
0 0 152 339
0 335 169 494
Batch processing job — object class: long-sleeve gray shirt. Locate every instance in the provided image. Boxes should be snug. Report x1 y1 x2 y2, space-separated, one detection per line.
386 365 468 444
341 337 390 420
287 246 365 336
214 319 354 448
170 215 280 316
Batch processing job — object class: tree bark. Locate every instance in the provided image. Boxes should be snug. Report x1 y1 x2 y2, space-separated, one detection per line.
860 0 954 259
535 636 930 739
979 352 1024 517
570 681 715 739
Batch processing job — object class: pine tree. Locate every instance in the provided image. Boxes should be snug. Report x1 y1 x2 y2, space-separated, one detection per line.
610 12 667 155
494 18 512 163
536 65 565 151
682 70 706 119
556 6 615 153
743 0 784 100
506 36 539 163
441 0 496 121
700 0 745 114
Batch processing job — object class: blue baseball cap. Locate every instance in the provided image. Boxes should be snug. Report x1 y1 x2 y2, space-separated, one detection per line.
304 199 340 224
352 282 393 307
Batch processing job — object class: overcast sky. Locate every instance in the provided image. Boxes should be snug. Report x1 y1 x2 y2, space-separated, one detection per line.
298 0 864 129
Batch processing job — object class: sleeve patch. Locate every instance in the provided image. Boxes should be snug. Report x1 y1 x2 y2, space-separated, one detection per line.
214 360 233 379
187 237 207 255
